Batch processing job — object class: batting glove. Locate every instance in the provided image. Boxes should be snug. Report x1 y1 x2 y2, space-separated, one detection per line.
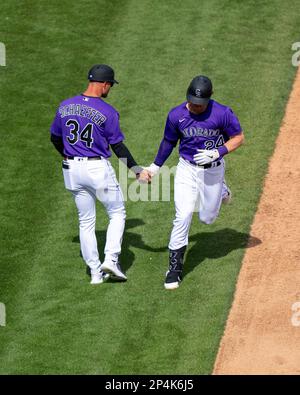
144 163 160 176
193 149 220 165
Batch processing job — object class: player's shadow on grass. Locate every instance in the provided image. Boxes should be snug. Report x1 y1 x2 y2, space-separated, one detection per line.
72 218 166 279
183 228 261 277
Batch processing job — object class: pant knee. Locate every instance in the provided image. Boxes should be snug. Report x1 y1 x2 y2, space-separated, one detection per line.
79 216 96 232
78 209 95 223
175 211 193 225
118 205 126 219
109 205 126 221
199 214 217 225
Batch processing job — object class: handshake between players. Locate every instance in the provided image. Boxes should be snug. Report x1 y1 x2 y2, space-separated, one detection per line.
136 168 152 184
50 65 244 289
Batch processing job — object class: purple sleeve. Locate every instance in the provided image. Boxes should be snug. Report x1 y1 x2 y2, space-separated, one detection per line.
50 110 62 136
154 114 179 166
163 114 180 143
223 108 242 137
104 112 125 144
154 138 176 166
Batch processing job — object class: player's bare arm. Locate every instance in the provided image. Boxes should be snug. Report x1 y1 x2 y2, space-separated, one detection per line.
143 75 245 290
224 132 245 153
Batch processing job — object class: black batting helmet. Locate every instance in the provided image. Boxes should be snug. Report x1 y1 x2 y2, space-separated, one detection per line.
186 75 213 105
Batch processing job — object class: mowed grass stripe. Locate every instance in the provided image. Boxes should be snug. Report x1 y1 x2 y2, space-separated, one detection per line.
0 0 299 374
0 0 133 372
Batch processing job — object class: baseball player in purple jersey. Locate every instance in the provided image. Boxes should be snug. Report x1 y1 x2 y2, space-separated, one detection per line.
146 75 245 290
50 64 150 285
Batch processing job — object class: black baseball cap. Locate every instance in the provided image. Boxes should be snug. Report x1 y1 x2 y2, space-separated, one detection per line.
186 75 213 105
88 64 119 85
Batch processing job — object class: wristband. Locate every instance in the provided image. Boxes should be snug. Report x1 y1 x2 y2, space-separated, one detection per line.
131 165 144 175
150 163 161 174
217 145 228 157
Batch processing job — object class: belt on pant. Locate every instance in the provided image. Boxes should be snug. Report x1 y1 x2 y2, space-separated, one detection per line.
64 156 102 160
188 160 221 169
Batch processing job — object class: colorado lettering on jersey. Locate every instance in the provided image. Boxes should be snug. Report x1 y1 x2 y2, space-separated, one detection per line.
181 127 220 138
59 104 107 126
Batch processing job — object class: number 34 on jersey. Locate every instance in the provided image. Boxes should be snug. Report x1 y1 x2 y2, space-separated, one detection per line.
66 119 94 148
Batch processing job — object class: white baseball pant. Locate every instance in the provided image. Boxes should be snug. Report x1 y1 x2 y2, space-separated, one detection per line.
169 157 225 250
62 157 126 275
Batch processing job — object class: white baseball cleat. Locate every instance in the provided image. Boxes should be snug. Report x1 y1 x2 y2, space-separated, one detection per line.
100 260 127 281
222 187 232 205
164 281 180 290
90 271 109 285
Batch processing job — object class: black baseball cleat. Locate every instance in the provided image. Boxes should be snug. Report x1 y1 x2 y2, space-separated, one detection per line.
164 269 182 290
164 246 186 290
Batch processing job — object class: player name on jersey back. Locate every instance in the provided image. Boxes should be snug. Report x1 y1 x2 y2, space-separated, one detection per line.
58 103 107 126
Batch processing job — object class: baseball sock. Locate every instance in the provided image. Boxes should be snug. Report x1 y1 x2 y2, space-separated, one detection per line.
168 246 186 273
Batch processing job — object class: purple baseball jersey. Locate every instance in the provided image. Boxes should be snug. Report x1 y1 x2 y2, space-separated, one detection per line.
156 100 242 164
50 94 124 158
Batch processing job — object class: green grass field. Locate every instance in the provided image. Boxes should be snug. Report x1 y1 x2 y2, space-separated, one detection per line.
0 0 299 374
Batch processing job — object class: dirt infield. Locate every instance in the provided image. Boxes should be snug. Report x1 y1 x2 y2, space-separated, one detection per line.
213 67 300 375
